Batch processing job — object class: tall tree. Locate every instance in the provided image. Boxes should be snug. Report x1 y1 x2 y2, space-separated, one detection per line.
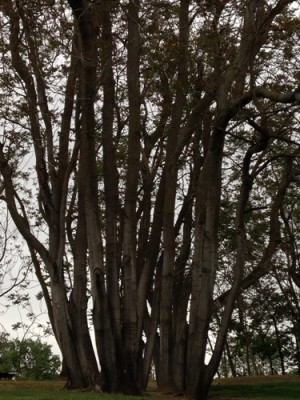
0 0 299 398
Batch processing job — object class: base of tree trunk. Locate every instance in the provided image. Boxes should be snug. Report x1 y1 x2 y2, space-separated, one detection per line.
63 382 102 392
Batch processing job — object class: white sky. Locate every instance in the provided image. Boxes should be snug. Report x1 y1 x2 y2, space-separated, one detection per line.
1 294 61 357
0 239 61 358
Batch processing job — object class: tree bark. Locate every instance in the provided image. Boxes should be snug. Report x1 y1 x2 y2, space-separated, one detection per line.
120 0 141 393
158 0 190 391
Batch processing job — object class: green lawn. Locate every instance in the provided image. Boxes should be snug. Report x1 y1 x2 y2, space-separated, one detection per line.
0 376 300 400
210 382 300 399
210 375 300 399
0 381 145 400
0 383 150 400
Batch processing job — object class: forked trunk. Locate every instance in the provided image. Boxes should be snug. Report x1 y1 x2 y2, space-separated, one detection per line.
186 127 225 398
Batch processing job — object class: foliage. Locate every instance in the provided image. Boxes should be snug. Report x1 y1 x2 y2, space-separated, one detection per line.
0 333 60 380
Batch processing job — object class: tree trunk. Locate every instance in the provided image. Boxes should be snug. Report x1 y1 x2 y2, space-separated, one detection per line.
272 315 285 375
186 126 225 398
225 340 236 377
121 0 141 393
158 0 190 391
68 0 120 392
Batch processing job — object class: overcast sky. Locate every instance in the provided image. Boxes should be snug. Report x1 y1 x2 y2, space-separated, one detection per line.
0 258 61 358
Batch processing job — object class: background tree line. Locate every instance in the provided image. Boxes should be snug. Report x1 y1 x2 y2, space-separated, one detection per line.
0 0 300 399
0 332 60 380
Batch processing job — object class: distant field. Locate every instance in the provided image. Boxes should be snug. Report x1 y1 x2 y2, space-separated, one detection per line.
0 375 300 400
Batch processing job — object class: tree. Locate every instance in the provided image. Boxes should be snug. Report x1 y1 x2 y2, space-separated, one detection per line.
0 333 60 380
0 0 299 399
223 286 296 377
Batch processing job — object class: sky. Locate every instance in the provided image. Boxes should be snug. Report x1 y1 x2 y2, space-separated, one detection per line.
2 286 60 350
1 290 61 357
0 235 61 358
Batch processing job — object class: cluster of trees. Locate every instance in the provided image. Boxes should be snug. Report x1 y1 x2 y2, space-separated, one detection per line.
218 183 300 378
0 0 299 399
219 284 300 377
0 333 60 380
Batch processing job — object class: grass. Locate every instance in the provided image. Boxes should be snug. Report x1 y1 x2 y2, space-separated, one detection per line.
0 375 300 400
0 381 146 400
210 374 300 399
